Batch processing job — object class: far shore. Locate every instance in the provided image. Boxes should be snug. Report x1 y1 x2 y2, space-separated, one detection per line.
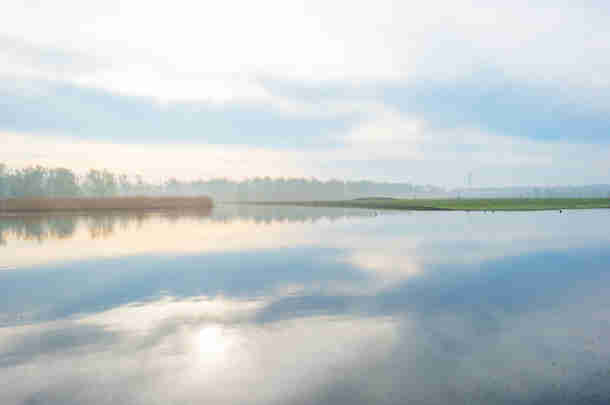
235 197 610 212
0 196 213 213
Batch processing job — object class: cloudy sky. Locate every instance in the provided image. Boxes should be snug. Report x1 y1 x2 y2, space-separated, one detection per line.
1 0 609 187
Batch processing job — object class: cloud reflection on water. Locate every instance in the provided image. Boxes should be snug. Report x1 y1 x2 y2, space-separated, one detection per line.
1 295 399 405
1 207 610 404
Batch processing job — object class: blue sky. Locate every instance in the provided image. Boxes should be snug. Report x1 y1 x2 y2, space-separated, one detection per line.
1 0 609 186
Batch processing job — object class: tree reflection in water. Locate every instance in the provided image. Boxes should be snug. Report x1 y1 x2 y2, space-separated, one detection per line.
0 204 375 244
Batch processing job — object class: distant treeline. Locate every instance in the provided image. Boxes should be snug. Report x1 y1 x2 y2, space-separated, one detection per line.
0 164 200 198
1 163 608 201
0 163 442 201
0 164 129 198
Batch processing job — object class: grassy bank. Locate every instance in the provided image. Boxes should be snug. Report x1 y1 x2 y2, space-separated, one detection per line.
241 198 610 211
0 196 213 213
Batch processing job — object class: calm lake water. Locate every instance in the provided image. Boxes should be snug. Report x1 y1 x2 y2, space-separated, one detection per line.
1 205 610 404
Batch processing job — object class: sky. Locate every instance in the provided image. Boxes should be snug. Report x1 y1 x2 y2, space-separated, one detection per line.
1 0 609 187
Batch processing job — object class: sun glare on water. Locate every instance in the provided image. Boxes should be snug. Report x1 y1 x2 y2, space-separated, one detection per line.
197 325 234 356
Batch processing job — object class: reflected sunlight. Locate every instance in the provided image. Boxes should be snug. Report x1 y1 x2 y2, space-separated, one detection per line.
197 325 234 356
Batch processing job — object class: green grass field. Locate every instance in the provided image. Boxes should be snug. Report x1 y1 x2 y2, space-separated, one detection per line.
243 198 610 211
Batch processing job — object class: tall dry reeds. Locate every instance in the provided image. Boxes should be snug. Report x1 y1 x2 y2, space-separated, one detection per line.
0 196 213 212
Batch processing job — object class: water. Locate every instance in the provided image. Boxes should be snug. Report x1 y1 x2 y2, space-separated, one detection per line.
1 205 610 404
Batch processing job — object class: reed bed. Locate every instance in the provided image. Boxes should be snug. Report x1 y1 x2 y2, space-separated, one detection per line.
0 196 213 212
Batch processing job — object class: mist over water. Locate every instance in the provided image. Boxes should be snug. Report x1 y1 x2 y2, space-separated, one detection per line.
1 206 610 404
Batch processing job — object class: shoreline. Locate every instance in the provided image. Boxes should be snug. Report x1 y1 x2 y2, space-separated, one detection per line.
233 198 610 212
0 196 213 213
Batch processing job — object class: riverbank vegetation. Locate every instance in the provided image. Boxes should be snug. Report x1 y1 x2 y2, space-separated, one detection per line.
0 196 213 213
2 163 609 202
244 198 610 211
0 163 442 199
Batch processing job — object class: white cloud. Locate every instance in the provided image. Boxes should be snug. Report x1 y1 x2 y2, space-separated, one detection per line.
2 1 609 186
2 1 609 102
4 114 610 187
2 132 311 180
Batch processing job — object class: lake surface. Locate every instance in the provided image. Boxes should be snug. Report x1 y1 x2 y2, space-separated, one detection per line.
1 205 610 404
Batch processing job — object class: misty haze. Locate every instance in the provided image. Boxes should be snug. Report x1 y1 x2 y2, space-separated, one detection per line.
2 1 610 405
